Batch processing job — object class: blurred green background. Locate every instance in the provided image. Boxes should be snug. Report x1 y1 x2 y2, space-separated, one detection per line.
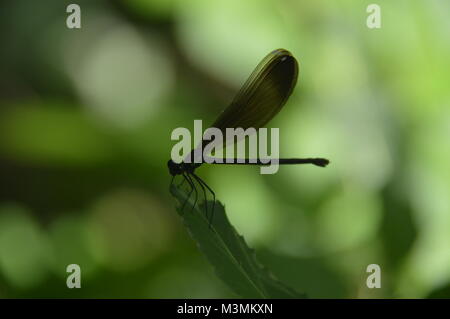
0 0 449 298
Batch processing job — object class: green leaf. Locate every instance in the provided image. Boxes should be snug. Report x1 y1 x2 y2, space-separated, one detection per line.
170 184 306 299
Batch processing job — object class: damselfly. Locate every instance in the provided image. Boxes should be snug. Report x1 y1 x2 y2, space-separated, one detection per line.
168 49 329 223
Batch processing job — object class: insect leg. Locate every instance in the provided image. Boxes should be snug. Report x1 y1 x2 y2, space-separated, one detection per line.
176 173 187 188
185 173 198 214
193 173 215 227
170 175 175 189
180 173 194 215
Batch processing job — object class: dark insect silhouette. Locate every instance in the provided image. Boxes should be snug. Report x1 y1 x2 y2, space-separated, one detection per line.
168 49 329 225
